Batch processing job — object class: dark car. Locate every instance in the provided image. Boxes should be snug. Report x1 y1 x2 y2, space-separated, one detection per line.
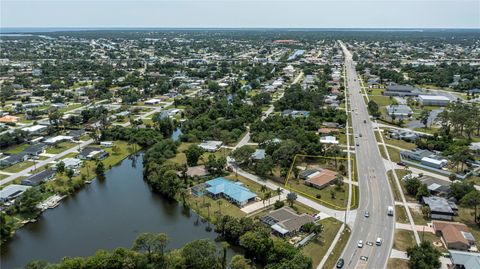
336 258 345 268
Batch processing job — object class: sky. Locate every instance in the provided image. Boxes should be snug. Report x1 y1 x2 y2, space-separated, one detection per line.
1 0 479 29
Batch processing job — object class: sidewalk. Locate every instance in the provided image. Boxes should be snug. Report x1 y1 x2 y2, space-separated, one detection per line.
241 194 286 214
395 222 434 233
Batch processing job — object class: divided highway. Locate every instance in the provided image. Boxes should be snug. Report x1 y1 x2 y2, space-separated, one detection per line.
338 42 395 269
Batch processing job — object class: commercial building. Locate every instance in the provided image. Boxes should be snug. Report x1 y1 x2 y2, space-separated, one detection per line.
418 95 451 106
383 84 422 97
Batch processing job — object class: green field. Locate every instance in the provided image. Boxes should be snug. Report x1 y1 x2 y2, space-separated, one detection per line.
5 143 28 154
394 230 416 251
301 218 343 268
46 142 77 154
1 161 35 173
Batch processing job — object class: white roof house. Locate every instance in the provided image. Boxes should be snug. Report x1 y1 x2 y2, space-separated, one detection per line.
0 184 31 202
44 135 73 144
145 98 162 105
22 125 47 134
320 136 339 144
421 157 448 169
60 158 82 169
198 141 223 152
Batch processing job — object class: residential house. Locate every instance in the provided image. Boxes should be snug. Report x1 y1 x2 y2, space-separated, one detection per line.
302 168 338 189
433 221 476 251
422 196 458 220
21 169 56 186
44 135 73 145
261 206 314 236
0 153 28 168
320 136 339 145
282 110 310 118
60 158 82 171
77 147 108 160
0 184 31 202
0 115 19 123
198 140 223 152
196 177 257 207
251 149 266 160
449 250 480 269
22 124 48 135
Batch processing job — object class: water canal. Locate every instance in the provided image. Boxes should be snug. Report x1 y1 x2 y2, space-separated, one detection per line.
1 154 240 268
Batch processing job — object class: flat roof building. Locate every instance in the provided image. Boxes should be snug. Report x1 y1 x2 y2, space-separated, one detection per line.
418 95 451 106
0 184 31 202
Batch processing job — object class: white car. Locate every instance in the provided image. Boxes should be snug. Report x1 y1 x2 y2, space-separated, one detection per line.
364 211 369 218
376 237 383 246
357 240 364 248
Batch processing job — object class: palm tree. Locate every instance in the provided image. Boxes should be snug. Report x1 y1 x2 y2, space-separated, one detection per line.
205 202 211 220
265 191 272 207
276 187 283 201
287 192 297 207
217 200 223 215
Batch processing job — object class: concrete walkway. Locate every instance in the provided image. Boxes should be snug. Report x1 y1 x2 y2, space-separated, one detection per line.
241 194 286 214
395 222 434 233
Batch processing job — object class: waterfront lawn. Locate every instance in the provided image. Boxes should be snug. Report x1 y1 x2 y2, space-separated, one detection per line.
301 218 343 268
186 194 246 222
167 143 230 166
46 142 77 154
44 141 139 194
2 161 35 173
393 230 416 251
387 258 409 269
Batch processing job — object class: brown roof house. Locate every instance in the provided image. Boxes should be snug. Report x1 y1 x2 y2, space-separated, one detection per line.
261 207 314 236
433 221 476 251
300 168 338 189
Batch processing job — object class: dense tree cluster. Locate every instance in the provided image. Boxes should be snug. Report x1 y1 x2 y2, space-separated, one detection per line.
178 97 261 144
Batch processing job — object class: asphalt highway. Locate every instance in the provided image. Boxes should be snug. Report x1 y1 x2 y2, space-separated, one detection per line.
338 42 395 269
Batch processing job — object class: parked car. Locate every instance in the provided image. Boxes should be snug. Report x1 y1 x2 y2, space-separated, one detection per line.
336 258 345 268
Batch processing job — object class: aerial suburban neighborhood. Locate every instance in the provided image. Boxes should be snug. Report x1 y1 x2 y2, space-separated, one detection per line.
0 11 479 269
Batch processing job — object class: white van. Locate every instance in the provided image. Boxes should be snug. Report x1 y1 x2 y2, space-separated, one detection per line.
387 206 394 216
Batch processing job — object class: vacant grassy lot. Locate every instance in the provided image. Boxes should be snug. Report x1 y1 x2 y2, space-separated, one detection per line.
386 145 401 163
383 137 416 150
369 95 394 106
46 142 77 154
2 161 35 173
301 218 343 268
5 143 28 154
187 194 246 222
387 258 409 269
419 232 447 253
394 230 416 251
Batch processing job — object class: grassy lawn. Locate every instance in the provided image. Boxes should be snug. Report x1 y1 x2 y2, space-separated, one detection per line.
387 171 402 202
396 205 408 223
323 227 351 269
187 194 246 221
45 142 77 154
454 207 480 243
43 141 139 194
387 258 409 269
386 145 401 163
413 127 439 135
369 95 394 106
286 179 349 210
410 208 428 225
419 232 447 253
394 229 416 251
166 143 230 166
366 88 385 95
60 152 78 159
301 218 343 268
5 143 28 154
2 161 35 173
383 137 417 150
